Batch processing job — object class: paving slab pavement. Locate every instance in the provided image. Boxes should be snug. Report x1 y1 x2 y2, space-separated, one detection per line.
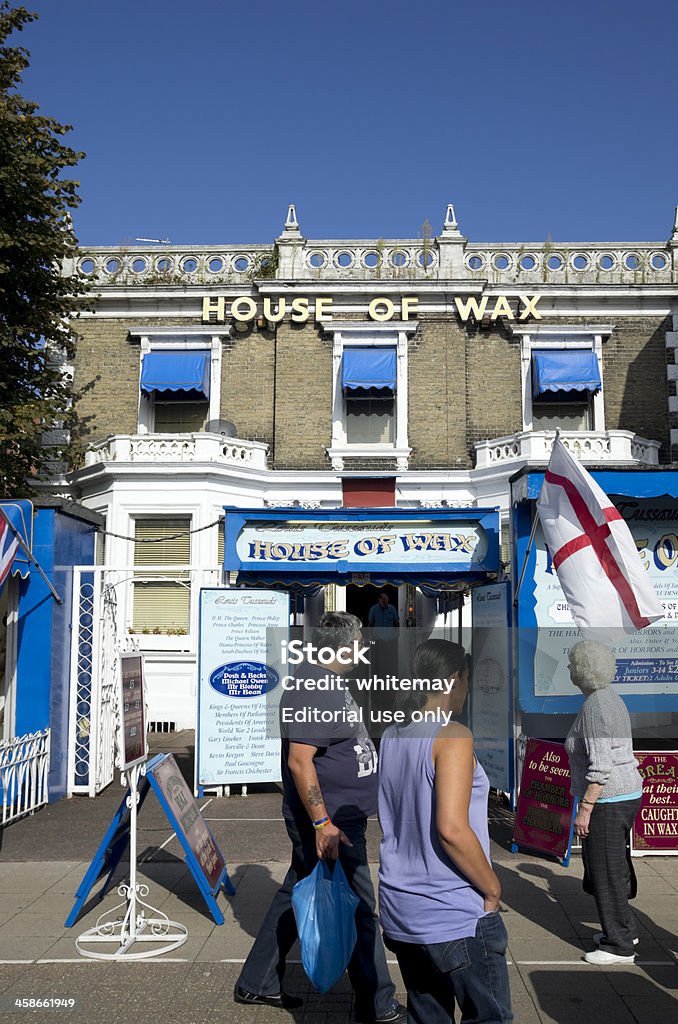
0 733 676 1023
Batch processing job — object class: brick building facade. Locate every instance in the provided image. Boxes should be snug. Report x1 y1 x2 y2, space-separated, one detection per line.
56 203 678 784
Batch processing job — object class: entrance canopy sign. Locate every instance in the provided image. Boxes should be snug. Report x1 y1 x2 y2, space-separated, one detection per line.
224 507 500 585
631 751 678 856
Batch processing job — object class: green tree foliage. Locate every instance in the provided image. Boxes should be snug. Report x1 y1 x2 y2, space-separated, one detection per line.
0 2 89 495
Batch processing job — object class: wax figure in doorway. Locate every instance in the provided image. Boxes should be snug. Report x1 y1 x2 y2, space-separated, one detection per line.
367 593 400 731
368 591 400 630
565 640 643 965
234 611 406 1024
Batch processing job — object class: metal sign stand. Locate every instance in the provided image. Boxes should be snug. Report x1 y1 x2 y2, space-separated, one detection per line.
75 654 188 960
75 761 188 960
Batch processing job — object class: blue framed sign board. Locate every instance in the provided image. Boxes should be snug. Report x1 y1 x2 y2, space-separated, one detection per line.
470 582 514 802
65 753 234 927
512 468 678 714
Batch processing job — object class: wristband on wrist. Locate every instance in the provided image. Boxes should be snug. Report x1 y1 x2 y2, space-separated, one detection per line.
313 815 331 829
580 798 595 807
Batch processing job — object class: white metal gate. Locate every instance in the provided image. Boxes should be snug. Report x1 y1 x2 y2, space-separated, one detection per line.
68 568 126 796
67 565 221 796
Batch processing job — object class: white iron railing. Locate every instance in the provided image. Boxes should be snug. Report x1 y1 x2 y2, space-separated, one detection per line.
0 729 50 826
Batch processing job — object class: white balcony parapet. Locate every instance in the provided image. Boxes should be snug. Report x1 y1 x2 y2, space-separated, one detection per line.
474 430 661 469
73 225 675 287
74 240 674 286
84 433 269 470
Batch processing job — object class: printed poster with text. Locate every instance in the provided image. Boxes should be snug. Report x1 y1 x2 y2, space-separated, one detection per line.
470 583 511 792
198 589 289 786
512 738 575 861
631 751 678 856
532 499 678 698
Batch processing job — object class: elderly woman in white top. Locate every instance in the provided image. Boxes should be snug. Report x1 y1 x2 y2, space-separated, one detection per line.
565 640 643 965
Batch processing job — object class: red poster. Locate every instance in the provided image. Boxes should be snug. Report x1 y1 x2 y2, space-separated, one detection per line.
512 739 575 862
632 752 678 856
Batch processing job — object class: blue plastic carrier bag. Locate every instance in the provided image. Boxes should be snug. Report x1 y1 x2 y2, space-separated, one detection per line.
291 859 360 993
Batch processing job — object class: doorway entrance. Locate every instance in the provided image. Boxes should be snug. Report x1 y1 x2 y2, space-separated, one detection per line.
346 583 399 627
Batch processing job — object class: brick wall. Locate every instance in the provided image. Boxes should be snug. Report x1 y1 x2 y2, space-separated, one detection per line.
71 318 146 442
272 322 332 470
221 328 275 444
600 316 671 459
71 310 672 468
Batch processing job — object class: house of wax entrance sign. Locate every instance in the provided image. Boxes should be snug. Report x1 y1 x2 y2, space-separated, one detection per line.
223 507 501 584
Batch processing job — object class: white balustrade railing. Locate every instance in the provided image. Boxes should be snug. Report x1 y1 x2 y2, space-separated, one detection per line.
85 433 269 470
475 430 661 468
74 238 675 286
1 730 50 826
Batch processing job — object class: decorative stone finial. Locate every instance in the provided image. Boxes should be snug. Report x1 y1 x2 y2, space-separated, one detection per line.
444 204 458 231
283 204 300 234
672 205 678 240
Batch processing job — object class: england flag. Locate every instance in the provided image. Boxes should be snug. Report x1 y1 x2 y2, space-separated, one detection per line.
536 436 664 635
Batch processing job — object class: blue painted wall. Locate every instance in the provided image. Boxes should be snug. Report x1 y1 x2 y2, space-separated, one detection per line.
14 506 97 802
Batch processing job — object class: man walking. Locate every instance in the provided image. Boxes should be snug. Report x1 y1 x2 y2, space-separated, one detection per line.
234 611 406 1023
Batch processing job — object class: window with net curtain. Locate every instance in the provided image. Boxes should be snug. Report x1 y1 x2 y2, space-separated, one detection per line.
342 346 396 444
531 349 601 431
132 518 191 632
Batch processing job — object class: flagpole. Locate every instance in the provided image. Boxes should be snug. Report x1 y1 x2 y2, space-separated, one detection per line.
512 509 540 608
512 430 560 609
0 508 62 605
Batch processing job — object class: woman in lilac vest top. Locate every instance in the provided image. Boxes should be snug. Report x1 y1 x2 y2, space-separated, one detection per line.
378 640 512 1024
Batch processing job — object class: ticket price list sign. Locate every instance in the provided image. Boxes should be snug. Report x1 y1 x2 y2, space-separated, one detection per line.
512 739 575 864
119 653 146 770
198 589 289 787
632 751 678 856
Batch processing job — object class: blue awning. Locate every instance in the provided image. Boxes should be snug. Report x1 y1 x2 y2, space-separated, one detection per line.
342 347 397 392
532 350 601 396
0 499 33 583
140 351 211 397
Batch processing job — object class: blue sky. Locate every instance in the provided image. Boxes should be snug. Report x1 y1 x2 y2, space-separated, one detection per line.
15 0 678 246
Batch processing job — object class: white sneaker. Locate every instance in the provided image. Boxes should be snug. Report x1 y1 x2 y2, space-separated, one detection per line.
584 949 636 965
592 932 638 947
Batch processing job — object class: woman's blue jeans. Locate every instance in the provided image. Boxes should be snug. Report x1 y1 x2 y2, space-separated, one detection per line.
385 912 513 1024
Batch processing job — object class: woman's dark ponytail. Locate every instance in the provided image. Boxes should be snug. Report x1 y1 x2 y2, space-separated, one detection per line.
397 640 468 724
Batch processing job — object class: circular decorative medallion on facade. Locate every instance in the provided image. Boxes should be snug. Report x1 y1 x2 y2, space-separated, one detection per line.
519 253 537 271
233 255 251 272
334 250 354 269
390 250 409 268
570 253 590 271
207 256 224 273
597 253 617 271
362 250 381 269
308 250 327 268
180 256 198 273
491 253 512 271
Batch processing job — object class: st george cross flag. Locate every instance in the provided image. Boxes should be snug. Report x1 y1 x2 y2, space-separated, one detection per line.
536 436 663 635
0 509 20 592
